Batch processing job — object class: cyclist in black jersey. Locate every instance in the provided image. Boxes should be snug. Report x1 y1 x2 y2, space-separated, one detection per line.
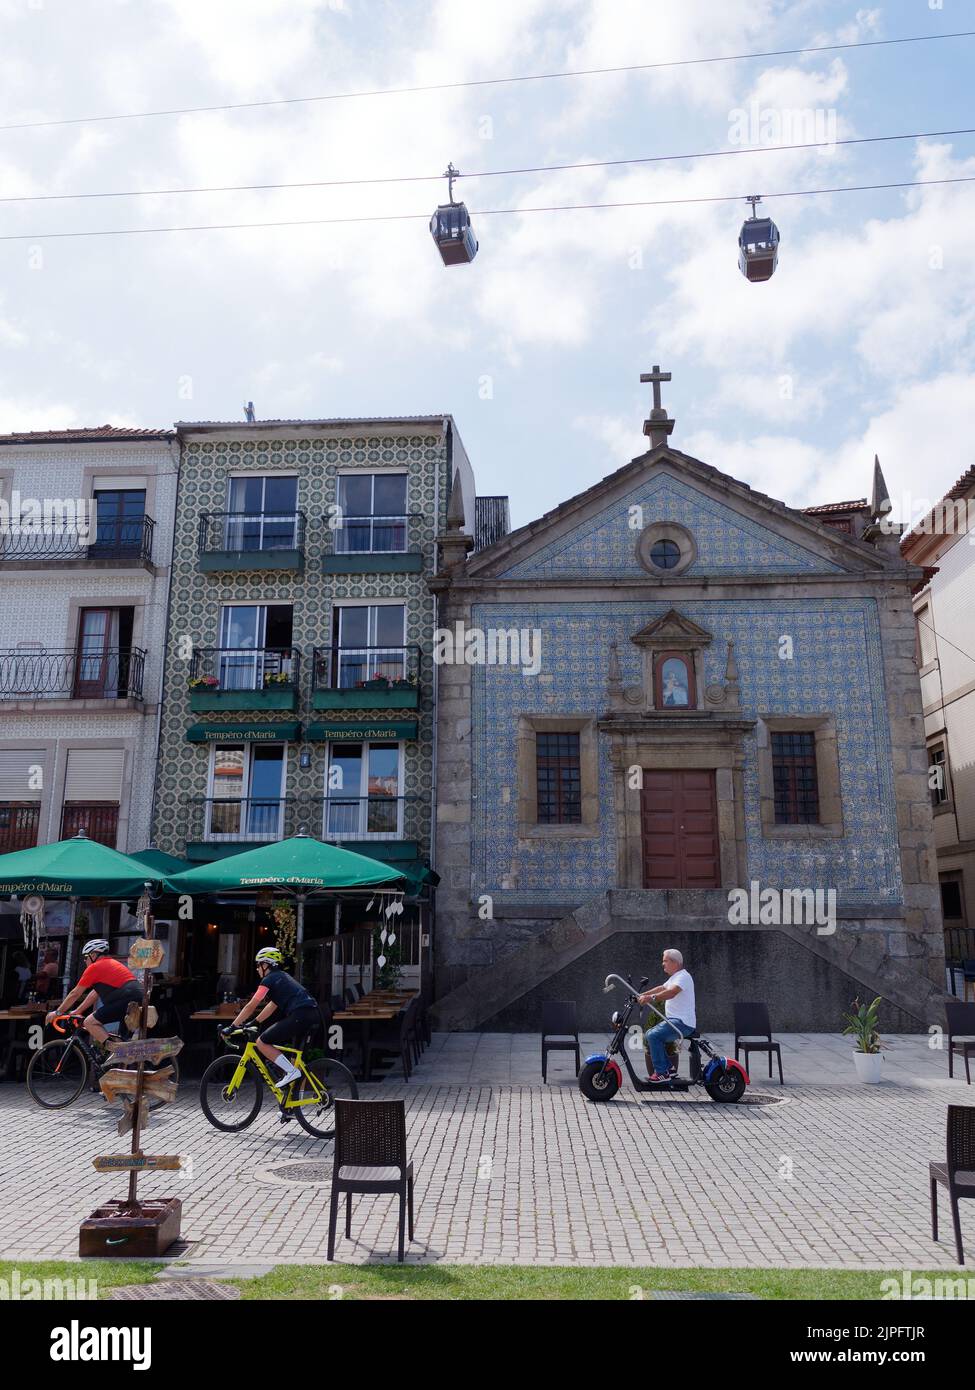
228 947 319 1088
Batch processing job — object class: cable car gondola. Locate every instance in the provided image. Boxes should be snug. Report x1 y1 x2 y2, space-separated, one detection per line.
430 162 478 266
738 194 779 282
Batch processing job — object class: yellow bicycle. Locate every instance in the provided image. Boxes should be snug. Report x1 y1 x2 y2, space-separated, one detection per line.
199 1024 357 1138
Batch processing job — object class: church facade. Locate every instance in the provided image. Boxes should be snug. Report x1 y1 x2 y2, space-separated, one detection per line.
430 380 945 1032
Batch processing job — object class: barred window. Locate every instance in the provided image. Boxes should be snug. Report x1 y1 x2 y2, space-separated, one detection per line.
771 731 820 825
536 732 581 824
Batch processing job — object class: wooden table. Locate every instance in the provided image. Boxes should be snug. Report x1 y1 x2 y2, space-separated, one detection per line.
190 1007 243 1022
331 1003 409 1080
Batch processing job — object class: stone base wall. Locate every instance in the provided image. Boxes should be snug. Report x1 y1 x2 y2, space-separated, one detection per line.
481 928 928 1034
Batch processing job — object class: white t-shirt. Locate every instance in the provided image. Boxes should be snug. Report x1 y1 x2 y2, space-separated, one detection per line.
664 969 696 1028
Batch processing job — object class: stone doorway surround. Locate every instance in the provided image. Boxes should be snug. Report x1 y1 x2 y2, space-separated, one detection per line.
601 714 754 889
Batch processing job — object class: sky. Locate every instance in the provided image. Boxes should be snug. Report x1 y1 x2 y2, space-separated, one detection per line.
0 0 972 528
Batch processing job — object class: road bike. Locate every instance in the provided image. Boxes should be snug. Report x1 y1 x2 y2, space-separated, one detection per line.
25 1012 180 1111
199 1023 357 1138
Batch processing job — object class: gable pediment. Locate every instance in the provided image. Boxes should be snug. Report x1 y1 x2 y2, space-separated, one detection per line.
631 609 712 648
467 445 886 581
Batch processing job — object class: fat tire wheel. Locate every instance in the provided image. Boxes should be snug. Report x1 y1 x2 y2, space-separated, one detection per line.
292 1057 358 1138
578 1059 620 1102
705 1067 746 1103
199 1055 263 1132
26 1039 88 1109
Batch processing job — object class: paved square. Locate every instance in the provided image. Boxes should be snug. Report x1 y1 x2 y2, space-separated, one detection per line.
1 1034 971 1272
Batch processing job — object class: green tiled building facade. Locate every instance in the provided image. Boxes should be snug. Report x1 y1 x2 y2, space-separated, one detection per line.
151 417 475 889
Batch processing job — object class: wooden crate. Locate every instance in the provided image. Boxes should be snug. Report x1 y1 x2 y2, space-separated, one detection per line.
79 1197 182 1257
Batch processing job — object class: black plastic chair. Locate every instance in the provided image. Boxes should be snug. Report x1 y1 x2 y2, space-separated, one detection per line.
541 1002 580 1082
734 1002 784 1084
327 1099 415 1262
946 1002 975 1084
330 993 344 1014
930 1105 975 1264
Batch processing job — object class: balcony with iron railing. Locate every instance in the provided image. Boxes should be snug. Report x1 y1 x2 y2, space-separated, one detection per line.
197 511 306 572
184 794 425 861
0 515 155 568
320 512 427 574
188 647 301 711
0 803 40 851
0 647 146 704
311 645 422 709
60 802 119 848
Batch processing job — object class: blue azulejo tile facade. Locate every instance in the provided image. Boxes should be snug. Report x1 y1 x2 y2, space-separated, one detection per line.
471 598 901 908
499 473 844 578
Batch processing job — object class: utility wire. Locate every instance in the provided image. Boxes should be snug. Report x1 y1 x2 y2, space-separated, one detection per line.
1 125 972 206
0 173 972 242
1 30 973 132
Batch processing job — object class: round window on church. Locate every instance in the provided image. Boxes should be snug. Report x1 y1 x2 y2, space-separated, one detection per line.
635 521 696 576
650 539 681 569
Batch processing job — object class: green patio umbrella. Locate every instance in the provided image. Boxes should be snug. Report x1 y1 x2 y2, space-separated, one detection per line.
0 831 162 990
127 847 195 878
166 831 405 978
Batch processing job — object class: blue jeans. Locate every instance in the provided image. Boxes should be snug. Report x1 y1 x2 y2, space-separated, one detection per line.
645 1018 696 1076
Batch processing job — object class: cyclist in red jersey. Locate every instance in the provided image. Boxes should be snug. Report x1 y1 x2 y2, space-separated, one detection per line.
45 938 142 1046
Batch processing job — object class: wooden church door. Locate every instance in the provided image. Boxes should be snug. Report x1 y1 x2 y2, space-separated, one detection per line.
640 770 720 889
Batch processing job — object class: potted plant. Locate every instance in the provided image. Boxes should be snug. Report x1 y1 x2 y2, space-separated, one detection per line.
362 674 391 691
842 996 885 1082
263 670 292 688
392 671 418 690
188 675 220 690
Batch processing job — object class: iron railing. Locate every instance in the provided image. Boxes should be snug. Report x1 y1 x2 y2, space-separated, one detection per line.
945 927 975 964
0 514 154 564
321 512 425 556
0 804 40 851
60 803 119 847
186 794 426 845
198 511 306 556
189 646 301 692
312 644 422 692
0 647 146 701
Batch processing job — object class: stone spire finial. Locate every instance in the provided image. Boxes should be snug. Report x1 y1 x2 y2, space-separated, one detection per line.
869 454 892 522
446 468 466 530
640 364 675 448
723 640 740 710
436 468 474 571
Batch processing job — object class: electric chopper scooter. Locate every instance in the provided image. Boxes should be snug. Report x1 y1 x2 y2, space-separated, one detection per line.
578 973 748 1103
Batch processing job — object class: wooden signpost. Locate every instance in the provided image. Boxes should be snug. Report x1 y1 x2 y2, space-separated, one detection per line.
79 902 184 1257
101 1064 178 1106
106 1036 182 1066
93 1154 183 1173
124 1001 158 1032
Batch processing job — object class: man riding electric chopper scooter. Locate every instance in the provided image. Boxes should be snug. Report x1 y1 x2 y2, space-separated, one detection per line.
578 952 748 1104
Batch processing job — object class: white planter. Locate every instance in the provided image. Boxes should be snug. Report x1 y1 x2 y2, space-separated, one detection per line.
852 1051 884 1083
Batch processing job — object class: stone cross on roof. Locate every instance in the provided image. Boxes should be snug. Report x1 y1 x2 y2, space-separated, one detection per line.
640 365 675 447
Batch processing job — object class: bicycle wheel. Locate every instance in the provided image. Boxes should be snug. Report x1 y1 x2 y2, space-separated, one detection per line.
199 1054 263 1132
26 1039 88 1109
292 1057 358 1138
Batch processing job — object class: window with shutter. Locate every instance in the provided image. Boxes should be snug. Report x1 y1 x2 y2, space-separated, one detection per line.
60 748 125 847
0 749 44 850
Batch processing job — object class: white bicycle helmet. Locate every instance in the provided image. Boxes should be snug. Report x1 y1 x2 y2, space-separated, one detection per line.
80 938 110 958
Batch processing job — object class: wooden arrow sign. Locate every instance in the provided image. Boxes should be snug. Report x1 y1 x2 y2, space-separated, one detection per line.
123 1002 158 1033
127 937 165 970
116 1095 150 1137
107 1036 182 1066
101 1065 177 1107
93 1154 183 1173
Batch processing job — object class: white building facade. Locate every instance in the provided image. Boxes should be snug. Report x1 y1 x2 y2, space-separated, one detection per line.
903 465 975 973
0 427 177 858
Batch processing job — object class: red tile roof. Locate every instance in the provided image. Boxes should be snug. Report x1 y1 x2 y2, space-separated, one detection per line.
801 499 868 514
0 424 173 444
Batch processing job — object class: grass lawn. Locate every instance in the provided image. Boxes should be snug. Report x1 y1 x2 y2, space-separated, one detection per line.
0 1260 952 1301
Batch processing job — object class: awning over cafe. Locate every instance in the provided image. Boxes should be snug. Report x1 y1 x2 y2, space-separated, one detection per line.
186 722 301 742
304 721 418 741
